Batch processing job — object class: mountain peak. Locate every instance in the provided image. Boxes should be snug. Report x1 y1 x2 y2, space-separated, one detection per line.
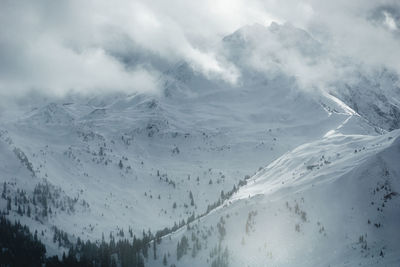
222 21 321 56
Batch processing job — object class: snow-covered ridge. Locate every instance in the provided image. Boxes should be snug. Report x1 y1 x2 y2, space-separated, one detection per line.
150 130 400 267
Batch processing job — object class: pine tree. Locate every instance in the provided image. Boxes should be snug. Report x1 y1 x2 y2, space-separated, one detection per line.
189 191 194 206
42 198 48 217
176 241 180 260
153 240 157 259
2 182 6 199
7 197 11 211
177 235 189 260
163 254 167 266
0 216 46 266
192 243 197 258
17 205 23 216
111 257 117 267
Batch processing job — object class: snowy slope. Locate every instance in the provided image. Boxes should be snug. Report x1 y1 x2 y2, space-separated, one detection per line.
0 22 399 266
150 130 400 267
222 22 400 132
0 72 378 255
0 75 368 244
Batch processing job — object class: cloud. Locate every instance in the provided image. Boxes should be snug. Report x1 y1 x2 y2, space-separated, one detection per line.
219 0 400 92
1 0 400 97
0 0 277 96
0 1 162 97
0 37 160 97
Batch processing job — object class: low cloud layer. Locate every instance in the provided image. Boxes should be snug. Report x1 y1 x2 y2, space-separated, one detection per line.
0 0 399 97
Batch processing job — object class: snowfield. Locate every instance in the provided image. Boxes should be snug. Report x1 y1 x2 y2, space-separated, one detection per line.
0 22 399 266
149 130 400 267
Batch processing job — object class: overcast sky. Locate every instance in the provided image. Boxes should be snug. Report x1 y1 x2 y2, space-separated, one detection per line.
0 0 399 97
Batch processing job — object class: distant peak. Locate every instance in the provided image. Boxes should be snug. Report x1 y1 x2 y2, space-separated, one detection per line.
269 21 280 31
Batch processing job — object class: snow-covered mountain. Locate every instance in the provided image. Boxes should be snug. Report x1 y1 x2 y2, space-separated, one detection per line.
150 130 400 267
1 22 399 266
